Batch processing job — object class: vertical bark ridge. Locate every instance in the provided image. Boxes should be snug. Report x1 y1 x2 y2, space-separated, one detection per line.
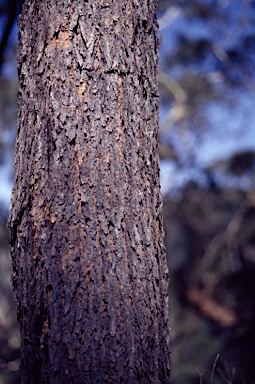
9 0 171 383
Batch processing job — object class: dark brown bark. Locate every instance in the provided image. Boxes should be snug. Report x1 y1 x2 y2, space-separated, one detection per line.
8 0 171 383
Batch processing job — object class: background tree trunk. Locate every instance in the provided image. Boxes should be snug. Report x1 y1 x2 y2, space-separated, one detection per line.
8 0 171 383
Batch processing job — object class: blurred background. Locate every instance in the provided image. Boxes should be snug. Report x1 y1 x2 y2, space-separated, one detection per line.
1 0 255 383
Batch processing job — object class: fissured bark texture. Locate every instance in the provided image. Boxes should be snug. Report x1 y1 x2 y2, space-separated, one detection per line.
8 0 171 383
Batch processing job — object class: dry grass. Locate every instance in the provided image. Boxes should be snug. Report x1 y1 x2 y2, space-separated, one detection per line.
197 354 254 384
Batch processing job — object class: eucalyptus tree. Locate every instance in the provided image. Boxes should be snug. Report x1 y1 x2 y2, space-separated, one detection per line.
8 0 171 382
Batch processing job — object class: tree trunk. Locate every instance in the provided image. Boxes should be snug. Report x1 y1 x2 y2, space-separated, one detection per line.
8 0 171 383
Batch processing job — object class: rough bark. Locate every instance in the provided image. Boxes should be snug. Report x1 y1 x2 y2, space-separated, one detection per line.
8 0 171 383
